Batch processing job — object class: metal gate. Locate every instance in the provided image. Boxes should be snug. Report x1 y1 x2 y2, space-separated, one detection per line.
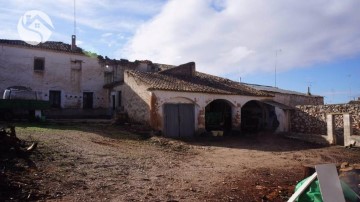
164 104 195 138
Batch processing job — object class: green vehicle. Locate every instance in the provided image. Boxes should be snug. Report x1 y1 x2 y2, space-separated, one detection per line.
0 86 50 121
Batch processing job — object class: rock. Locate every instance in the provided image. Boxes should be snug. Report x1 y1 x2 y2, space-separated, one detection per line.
256 185 265 190
340 167 354 172
341 162 350 169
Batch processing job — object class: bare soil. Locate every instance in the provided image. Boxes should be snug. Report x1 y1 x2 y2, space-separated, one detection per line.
1 122 360 202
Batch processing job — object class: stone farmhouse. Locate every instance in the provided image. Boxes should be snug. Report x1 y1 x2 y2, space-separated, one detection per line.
113 62 323 137
2 38 340 139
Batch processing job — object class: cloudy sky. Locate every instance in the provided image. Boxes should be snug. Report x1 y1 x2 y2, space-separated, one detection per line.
1 0 359 104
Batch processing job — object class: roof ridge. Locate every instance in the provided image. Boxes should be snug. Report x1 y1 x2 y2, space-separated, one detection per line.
0 39 84 54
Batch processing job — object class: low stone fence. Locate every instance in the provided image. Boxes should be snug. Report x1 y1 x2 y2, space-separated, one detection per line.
288 103 360 145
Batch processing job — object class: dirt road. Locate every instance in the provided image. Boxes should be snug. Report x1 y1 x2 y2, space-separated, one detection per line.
1 123 359 201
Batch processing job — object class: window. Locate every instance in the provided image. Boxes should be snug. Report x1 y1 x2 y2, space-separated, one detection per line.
104 72 113 84
71 60 82 70
49 90 61 108
34 57 45 71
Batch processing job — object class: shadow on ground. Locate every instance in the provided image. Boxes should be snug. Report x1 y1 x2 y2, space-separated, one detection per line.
184 132 327 152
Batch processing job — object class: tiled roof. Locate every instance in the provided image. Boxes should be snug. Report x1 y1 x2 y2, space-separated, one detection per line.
0 39 84 54
243 83 323 97
126 70 270 96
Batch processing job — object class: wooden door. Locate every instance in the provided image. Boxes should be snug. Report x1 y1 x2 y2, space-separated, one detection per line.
164 104 194 138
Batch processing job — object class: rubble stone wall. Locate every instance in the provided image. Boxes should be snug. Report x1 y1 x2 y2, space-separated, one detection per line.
291 104 360 136
114 72 151 125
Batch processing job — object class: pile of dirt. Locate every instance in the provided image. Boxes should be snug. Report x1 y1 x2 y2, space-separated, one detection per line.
149 136 194 153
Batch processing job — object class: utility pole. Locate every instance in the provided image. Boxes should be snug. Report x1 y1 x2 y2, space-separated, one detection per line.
74 0 76 35
274 49 281 87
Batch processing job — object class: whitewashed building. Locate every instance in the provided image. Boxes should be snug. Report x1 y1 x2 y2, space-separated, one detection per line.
0 39 324 136
114 62 299 137
0 39 169 118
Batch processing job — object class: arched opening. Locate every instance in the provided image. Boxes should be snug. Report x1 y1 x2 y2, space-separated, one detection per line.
205 99 232 133
241 100 279 133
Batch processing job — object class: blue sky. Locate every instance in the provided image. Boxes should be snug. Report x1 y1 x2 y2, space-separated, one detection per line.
1 0 359 104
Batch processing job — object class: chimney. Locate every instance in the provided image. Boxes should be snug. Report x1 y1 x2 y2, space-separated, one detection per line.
307 86 311 96
71 35 76 51
159 62 196 77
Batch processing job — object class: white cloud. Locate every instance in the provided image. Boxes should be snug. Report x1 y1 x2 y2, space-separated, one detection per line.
0 0 166 54
1 0 165 36
121 0 360 76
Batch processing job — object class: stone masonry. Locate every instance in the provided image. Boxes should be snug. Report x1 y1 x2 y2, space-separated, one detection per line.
291 104 360 137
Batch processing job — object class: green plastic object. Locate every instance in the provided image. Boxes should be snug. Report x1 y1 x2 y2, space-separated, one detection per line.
295 177 359 202
295 178 322 202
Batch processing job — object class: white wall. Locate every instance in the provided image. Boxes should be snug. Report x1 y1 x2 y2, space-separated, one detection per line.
152 90 270 132
0 45 108 109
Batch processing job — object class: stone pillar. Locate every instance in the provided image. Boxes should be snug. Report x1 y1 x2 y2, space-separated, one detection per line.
343 114 353 146
231 104 242 134
326 114 335 144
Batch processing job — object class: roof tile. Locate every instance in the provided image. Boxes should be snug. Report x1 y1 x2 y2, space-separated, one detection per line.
126 70 270 96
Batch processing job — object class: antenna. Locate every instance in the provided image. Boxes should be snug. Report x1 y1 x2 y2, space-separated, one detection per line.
306 79 316 95
274 49 281 87
74 0 76 35
347 74 352 100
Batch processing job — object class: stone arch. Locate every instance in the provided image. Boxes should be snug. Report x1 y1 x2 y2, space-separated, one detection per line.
205 99 234 133
241 100 279 133
163 96 198 106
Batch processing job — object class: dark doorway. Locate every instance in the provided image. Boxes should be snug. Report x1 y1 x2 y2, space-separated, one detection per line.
112 95 116 110
205 99 232 133
241 101 264 132
164 104 195 138
49 90 61 108
241 100 279 133
334 115 344 146
83 92 93 109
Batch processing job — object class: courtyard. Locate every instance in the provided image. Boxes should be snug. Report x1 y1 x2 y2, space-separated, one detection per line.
1 122 359 201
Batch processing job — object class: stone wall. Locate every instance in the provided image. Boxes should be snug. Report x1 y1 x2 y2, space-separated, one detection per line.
114 71 151 125
291 104 360 136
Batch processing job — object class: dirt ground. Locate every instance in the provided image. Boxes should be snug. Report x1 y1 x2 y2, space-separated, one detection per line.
1 122 360 202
